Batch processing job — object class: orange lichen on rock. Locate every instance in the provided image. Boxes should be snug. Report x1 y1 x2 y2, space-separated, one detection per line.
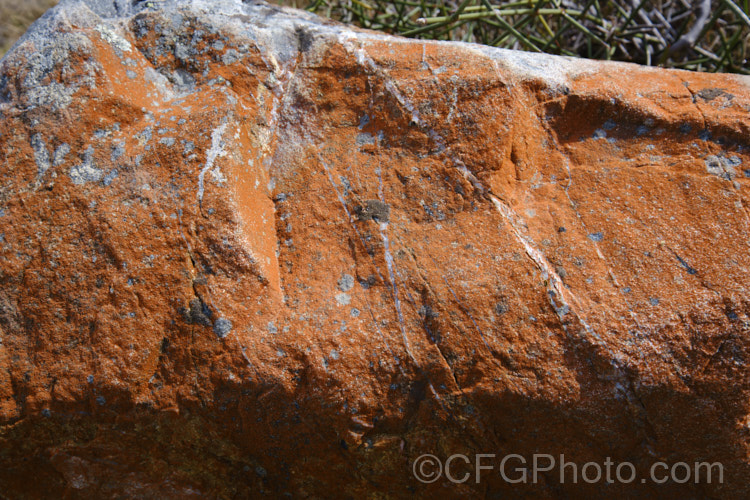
0 0 749 498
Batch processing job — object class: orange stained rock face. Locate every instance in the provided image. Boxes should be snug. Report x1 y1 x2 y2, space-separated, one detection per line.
0 1 749 498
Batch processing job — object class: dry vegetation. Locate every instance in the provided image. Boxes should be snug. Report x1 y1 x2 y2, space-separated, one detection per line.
1 0 748 73
285 0 750 73
0 0 58 54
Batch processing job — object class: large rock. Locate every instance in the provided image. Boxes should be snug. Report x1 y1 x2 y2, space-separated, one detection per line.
0 0 749 497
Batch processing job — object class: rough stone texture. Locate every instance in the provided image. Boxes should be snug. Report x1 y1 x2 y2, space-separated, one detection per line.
0 0 749 497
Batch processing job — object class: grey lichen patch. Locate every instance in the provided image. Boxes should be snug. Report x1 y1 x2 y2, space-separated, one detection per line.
592 129 607 140
111 142 125 163
588 232 604 242
555 265 567 280
222 48 241 65
213 318 232 338
336 293 351 306
337 274 354 292
696 88 733 102
145 67 178 101
94 128 110 139
705 154 742 180
101 169 119 187
170 69 196 93
355 132 375 147
69 146 103 185
10 31 97 111
136 126 153 144
95 24 132 54
174 42 193 62
355 200 390 223
495 300 509 315
31 134 51 176
53 144 70 167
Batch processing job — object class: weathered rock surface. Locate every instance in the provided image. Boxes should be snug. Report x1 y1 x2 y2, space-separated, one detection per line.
0 0 749 497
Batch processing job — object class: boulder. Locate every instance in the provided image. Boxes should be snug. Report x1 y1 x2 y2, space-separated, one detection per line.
0 0 749 497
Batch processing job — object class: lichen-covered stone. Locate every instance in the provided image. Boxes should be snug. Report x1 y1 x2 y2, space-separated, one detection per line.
0 0 749 497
